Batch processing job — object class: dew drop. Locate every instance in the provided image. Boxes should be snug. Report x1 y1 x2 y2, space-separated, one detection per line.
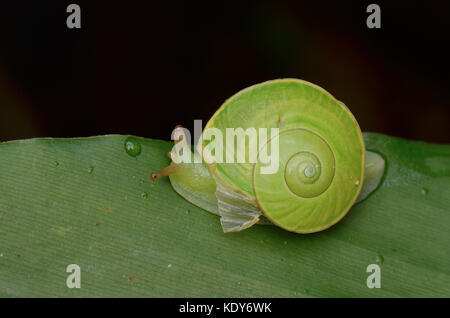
141 192 148 199
186 209 190 215
124 137 142 157
167 264 172 268
54 161 59 167
355 180 360 186
376 253 384 264
87 166 94 174
421 187 429 196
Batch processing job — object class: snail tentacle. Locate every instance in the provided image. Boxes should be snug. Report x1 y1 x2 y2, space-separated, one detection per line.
151 126 219 215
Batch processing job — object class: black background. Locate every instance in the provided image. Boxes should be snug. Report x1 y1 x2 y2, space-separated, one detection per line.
0 297 443 314
0 1 449 143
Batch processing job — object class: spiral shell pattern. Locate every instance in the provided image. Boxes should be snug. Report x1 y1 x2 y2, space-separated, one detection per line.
202 79 365 233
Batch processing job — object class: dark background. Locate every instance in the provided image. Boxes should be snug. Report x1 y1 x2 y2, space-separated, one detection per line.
0 1 449 143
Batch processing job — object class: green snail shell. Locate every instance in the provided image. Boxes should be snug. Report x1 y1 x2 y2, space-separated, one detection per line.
151 79 385 234
200 79 364 233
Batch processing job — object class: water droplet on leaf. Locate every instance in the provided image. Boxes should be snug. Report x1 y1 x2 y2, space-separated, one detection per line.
124 137 142 157
376 253 384 264
141 192 148 199
421 187 429 196
87 166 94 174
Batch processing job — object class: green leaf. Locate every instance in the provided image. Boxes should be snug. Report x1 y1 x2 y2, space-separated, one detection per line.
0 133 449 297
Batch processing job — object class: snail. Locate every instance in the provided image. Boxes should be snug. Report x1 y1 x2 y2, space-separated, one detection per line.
151 79 385 233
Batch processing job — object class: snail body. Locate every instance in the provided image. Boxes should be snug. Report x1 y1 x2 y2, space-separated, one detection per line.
152 79 385 233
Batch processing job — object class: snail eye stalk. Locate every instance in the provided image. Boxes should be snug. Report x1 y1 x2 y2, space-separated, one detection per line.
150 163 180 182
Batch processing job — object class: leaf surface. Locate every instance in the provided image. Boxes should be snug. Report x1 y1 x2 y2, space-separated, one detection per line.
0 133 449 297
